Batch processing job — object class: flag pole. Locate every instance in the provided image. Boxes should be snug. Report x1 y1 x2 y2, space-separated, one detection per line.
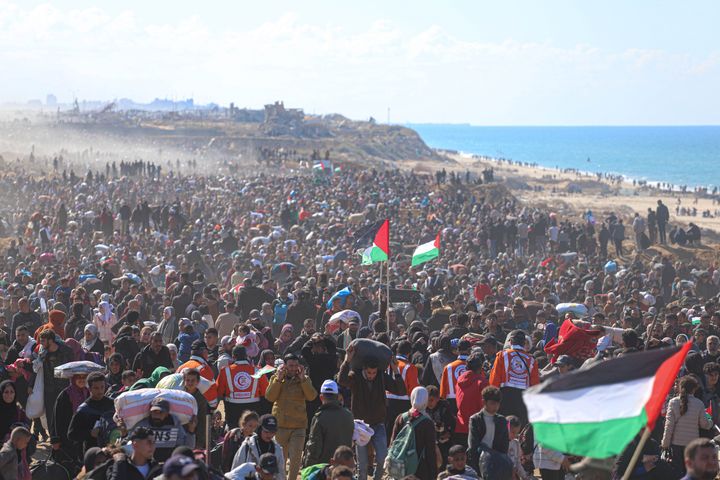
621 426 652 480
378 257 383 328
386 260 391 333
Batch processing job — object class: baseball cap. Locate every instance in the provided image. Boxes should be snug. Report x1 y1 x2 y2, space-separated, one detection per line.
220 335 235 348
191 340 207 354
258 453 278 474
163 455 200 477
248 309 260 319
347 316 360 325
450 338 460 349
320 380 339 395
260 415 278 432
150 398 170 413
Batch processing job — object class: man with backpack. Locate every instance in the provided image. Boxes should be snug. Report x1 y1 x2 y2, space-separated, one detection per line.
337 344 406 480
387 386 437 480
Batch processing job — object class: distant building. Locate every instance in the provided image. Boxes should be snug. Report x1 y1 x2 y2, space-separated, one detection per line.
46 94 57 106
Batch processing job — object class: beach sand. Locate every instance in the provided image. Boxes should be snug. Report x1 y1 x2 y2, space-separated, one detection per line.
401 153 720 234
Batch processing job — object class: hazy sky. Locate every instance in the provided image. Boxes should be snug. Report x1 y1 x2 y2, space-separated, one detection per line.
1 0 719 125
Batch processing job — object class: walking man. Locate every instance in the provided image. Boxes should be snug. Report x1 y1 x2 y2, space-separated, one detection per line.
265 353 317 480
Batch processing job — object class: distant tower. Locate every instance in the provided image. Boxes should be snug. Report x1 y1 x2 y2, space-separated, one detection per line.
387 107 390 124
46 94 57 107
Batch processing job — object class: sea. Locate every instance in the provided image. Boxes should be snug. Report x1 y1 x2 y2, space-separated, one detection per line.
408 125 720 189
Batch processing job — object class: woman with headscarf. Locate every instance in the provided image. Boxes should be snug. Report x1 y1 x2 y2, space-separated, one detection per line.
0 380 29 441
53 374 89 463
0 380 32 480
81 324 105 359
64 338 85 361
128 366 172 390
65 302 89 341
274 324 294 355
93 300 117 343
112 325 139 370
106 353 125 397
34 309 66 340
157 306 178 345
167 343 179 370
389 386 438 480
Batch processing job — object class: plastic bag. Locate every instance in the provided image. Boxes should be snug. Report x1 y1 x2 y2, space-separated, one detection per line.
26 365 45 419
353 420 375 447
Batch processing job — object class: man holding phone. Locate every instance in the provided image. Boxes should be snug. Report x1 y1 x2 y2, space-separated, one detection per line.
265 353 318 480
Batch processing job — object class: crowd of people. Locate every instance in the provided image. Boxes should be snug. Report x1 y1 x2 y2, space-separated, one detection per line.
0 159 719 480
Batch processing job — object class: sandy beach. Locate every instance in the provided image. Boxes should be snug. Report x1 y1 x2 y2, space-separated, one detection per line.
402 152 720 234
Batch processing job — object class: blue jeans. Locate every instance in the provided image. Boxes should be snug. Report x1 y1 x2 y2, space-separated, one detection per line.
356 423 387 480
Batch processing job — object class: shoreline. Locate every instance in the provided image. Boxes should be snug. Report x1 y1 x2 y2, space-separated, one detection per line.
446 150 718 195
399 151 720 236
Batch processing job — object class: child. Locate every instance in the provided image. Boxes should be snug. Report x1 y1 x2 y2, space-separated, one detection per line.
437 444 479 479
508 416 533 480
120 370 137 392
177 321 200 363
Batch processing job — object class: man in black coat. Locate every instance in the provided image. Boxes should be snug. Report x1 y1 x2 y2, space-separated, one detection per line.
656 199 670 244
69 372 115 456
286 290 317 334
132 332 174 379
302 334 339 424
236 279 274 320
467 386 510 475
10 298 41 342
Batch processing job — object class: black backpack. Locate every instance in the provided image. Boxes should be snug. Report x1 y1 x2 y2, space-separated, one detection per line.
31 450 74 480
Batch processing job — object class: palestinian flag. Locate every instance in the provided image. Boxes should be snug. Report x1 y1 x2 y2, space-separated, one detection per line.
411 233 440 267
358 219 389 265
523 341 691 458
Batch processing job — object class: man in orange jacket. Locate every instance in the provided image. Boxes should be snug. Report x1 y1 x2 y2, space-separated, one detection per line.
440 339 471 415
216 345 268 429
177 340 218 408
489 330 539 425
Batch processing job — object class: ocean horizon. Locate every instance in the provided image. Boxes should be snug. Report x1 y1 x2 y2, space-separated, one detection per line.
408 124 720 189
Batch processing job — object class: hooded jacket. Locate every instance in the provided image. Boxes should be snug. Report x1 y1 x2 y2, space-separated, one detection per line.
34 310 66 340
455 370 488 434
129 366 172 390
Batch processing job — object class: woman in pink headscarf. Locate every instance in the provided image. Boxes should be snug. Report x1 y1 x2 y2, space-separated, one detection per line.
52 374 89 462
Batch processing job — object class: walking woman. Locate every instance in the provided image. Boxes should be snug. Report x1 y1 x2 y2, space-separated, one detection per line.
661 375 713 473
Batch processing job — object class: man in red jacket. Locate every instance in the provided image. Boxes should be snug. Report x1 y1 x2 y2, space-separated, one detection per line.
454 352 488 449
474 277 492 303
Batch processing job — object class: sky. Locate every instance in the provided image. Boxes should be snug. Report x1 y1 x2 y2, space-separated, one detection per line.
1 0 719 125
